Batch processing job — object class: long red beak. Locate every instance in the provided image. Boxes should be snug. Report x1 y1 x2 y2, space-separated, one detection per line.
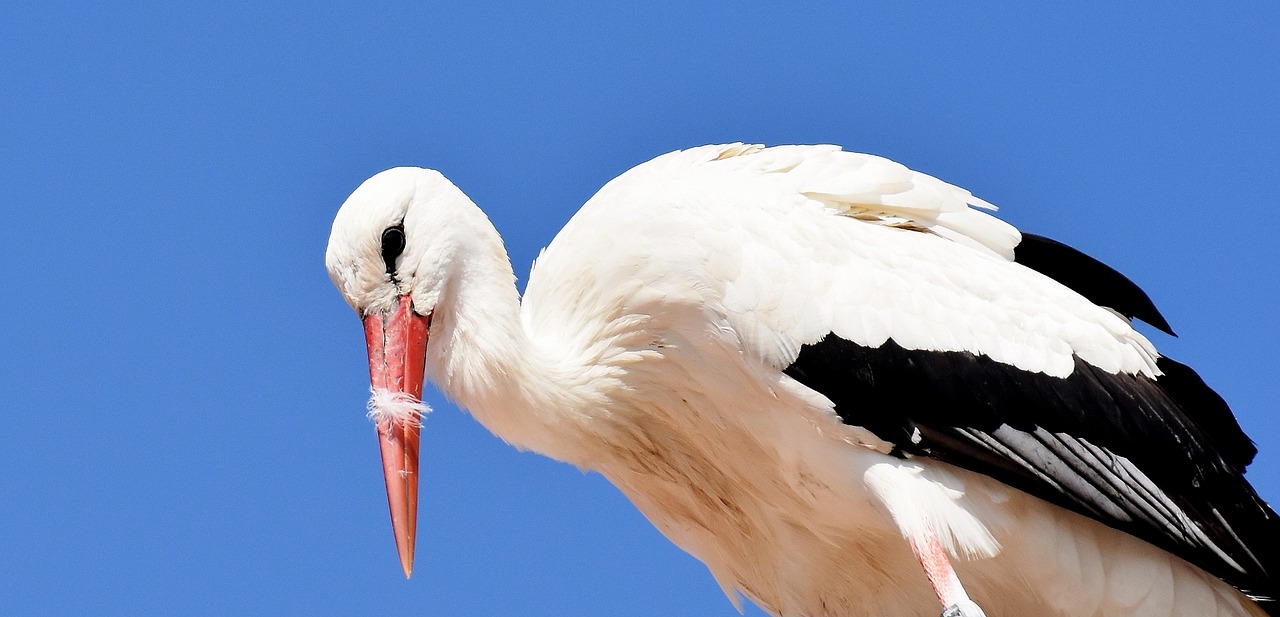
362 295 430 579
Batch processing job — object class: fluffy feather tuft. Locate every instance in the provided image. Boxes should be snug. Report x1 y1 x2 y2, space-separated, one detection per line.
864 462 1002 560
366 388 431 427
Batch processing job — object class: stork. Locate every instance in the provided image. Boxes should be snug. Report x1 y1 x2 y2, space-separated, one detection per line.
325 144 1278 617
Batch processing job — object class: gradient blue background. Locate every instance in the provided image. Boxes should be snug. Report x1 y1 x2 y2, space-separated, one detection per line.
3 2 1276 615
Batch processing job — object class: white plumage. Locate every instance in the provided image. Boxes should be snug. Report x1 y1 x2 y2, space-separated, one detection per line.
527 145 1155 378
326 143 1275 617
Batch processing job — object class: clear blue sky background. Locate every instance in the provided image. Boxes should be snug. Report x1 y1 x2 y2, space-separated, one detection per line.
2 2 1277 615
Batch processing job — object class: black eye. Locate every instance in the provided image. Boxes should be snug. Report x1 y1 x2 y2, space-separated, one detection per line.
381 224 406 275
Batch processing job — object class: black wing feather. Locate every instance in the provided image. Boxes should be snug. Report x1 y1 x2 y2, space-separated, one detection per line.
784 335 1279 610
1014 232 1176 336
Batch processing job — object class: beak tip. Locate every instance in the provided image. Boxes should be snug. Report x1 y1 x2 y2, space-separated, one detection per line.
397 532 415 579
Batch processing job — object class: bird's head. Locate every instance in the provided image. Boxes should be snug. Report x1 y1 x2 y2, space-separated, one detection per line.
325 166 472 579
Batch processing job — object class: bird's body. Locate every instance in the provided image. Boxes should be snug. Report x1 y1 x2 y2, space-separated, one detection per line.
327 144 1277 617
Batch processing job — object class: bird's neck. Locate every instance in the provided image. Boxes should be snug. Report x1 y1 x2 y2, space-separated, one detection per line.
425 219 597 466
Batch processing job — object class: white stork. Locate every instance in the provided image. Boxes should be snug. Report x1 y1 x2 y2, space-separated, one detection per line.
325 144 1278 617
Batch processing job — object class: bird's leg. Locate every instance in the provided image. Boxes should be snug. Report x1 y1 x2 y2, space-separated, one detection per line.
908 529 987 617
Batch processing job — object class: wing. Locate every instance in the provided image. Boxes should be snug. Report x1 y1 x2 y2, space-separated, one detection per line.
529 144 1277 606
783 336 1277 603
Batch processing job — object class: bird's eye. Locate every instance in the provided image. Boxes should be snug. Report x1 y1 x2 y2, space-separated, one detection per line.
381 224 406 275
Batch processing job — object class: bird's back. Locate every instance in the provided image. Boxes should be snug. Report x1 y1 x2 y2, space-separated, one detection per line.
518 144 1277 616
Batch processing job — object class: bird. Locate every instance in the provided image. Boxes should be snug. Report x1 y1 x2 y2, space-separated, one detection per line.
325 143 1278 617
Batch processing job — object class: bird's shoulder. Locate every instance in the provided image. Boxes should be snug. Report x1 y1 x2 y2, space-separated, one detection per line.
562 143 1019 257
517 144 989 353
521 144 1150 375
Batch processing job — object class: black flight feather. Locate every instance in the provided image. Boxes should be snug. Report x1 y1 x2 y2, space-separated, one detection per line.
1014 233 1176 336
784 336 1278 612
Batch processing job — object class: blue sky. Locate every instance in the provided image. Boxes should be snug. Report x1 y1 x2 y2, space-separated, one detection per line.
2 2 1277 615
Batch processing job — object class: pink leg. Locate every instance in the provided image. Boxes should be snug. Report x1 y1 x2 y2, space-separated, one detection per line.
908 530 987 617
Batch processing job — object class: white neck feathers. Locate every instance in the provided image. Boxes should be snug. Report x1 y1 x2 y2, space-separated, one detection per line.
421 196 600 467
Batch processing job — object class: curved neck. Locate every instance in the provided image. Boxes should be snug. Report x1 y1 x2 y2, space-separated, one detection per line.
423 215 596 466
